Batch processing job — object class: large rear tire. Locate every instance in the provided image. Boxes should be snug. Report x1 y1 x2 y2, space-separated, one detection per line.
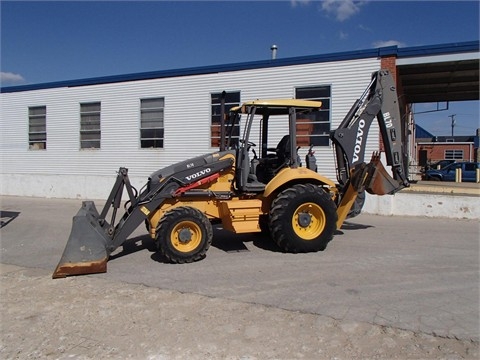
269 184 337 253
156 207 213 263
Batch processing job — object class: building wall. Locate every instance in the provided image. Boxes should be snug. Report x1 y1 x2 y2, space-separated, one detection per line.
417 142 475 163
1 58 381 199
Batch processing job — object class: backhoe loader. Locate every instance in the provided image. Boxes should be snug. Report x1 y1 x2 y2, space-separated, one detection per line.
53 69 410 278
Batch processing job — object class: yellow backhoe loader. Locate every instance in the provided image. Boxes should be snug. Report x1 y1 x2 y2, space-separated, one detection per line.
53 69 409 278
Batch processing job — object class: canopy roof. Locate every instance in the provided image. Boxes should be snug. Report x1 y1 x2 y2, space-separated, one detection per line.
230 99 322 116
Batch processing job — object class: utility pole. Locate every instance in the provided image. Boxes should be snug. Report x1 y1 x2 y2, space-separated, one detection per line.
448 114 456 136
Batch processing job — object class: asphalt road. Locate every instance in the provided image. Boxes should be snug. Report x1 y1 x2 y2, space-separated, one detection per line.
1 195 479 342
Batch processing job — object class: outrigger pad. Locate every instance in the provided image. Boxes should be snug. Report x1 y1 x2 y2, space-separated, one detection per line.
52 201 110 278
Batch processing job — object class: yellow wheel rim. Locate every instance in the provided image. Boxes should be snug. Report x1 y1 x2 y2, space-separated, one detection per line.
170 221 202 253
292 202 326 240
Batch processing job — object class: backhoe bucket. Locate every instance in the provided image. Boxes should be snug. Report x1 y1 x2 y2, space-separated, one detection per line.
53 201 110 278
365 154 405 196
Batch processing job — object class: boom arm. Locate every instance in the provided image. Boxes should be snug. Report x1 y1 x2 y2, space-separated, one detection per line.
331 69 410 194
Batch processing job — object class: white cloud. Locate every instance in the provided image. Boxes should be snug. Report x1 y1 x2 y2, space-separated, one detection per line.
358 24 372 33
321 0 367 22
372 40 406 48
1 72 26 85
339 30 349 40
290 0 311 7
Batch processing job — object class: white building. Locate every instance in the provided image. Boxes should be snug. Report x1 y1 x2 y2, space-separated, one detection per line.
1 41 478 199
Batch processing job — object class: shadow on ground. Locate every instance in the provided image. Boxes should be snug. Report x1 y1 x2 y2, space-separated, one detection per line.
108 219 375 263
0 210 20 228
335 220 374 235
109 234 156 261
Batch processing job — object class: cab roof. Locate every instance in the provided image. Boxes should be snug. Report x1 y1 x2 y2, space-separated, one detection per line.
230 99 322 115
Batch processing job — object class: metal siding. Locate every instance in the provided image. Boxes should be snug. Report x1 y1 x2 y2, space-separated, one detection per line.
1 58 381 198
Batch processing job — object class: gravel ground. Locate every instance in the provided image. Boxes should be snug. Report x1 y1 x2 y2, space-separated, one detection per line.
1 264 478 360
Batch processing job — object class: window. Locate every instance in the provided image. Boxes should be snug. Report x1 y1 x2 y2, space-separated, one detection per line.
80 102 101 149
295 85 331 146
28 106 46 150
445 149 463 160
211 91 240 147
465 163 477 172
140 98 164 148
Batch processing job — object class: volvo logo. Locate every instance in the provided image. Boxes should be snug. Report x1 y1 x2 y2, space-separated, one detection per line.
185 168 211 181
352 119 366 163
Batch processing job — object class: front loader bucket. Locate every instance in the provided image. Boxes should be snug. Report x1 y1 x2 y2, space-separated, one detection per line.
53 201 111 278
365 153 406 196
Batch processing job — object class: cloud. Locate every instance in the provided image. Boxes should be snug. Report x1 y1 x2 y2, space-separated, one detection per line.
321 0 367 22
339 30 349 40
290 0 311 7
1 72 26 85
372 40 406 48
358 24 372 33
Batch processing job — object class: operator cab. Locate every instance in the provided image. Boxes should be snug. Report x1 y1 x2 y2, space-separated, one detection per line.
223 99 322 192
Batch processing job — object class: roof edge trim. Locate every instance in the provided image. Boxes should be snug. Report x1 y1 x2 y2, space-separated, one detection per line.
2 40 478 94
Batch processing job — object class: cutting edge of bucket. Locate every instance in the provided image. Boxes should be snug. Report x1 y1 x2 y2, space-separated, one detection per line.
52 257 108 279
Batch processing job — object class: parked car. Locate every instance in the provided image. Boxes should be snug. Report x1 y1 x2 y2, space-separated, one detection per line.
424 159 456 171
424 162 480 182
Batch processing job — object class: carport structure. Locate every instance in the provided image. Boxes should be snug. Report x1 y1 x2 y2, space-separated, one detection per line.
379 41 479 172
396 42 479 103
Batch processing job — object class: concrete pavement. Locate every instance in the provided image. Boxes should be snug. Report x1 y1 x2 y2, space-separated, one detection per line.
1 195 478 344
2 263 477 359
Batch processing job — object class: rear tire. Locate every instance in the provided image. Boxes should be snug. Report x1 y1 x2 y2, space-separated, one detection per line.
156 207 212 263
269 184 337 253
259 214 270 235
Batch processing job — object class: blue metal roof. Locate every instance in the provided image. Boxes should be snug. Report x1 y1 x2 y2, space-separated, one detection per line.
415 124 435 138
2 40 478 94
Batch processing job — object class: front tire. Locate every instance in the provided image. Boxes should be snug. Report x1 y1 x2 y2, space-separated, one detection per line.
156 207 212 263
269 184 337 253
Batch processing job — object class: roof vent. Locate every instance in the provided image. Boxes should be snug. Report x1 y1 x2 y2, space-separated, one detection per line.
271 45 278 60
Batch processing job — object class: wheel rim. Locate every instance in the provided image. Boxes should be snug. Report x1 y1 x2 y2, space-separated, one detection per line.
170 221 202 253
292 202 326 240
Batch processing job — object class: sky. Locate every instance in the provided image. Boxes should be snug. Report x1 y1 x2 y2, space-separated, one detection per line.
1 0 479 135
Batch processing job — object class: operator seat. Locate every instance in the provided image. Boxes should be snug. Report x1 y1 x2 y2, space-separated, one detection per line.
275 135 291 166
255 135 291 183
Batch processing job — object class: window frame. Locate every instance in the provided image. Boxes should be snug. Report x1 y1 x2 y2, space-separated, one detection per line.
444 149 464 160
28 106 47 150
210 91 241 148
140 97 165 149
80 102 101 149
295 84 332 147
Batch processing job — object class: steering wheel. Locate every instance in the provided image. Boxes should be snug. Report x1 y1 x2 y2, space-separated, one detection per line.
239 139 256 148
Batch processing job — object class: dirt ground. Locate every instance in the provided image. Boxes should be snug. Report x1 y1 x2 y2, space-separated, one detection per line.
1 264 478 360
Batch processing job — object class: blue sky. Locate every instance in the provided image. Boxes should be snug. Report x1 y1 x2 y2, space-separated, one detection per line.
1 0 479 135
